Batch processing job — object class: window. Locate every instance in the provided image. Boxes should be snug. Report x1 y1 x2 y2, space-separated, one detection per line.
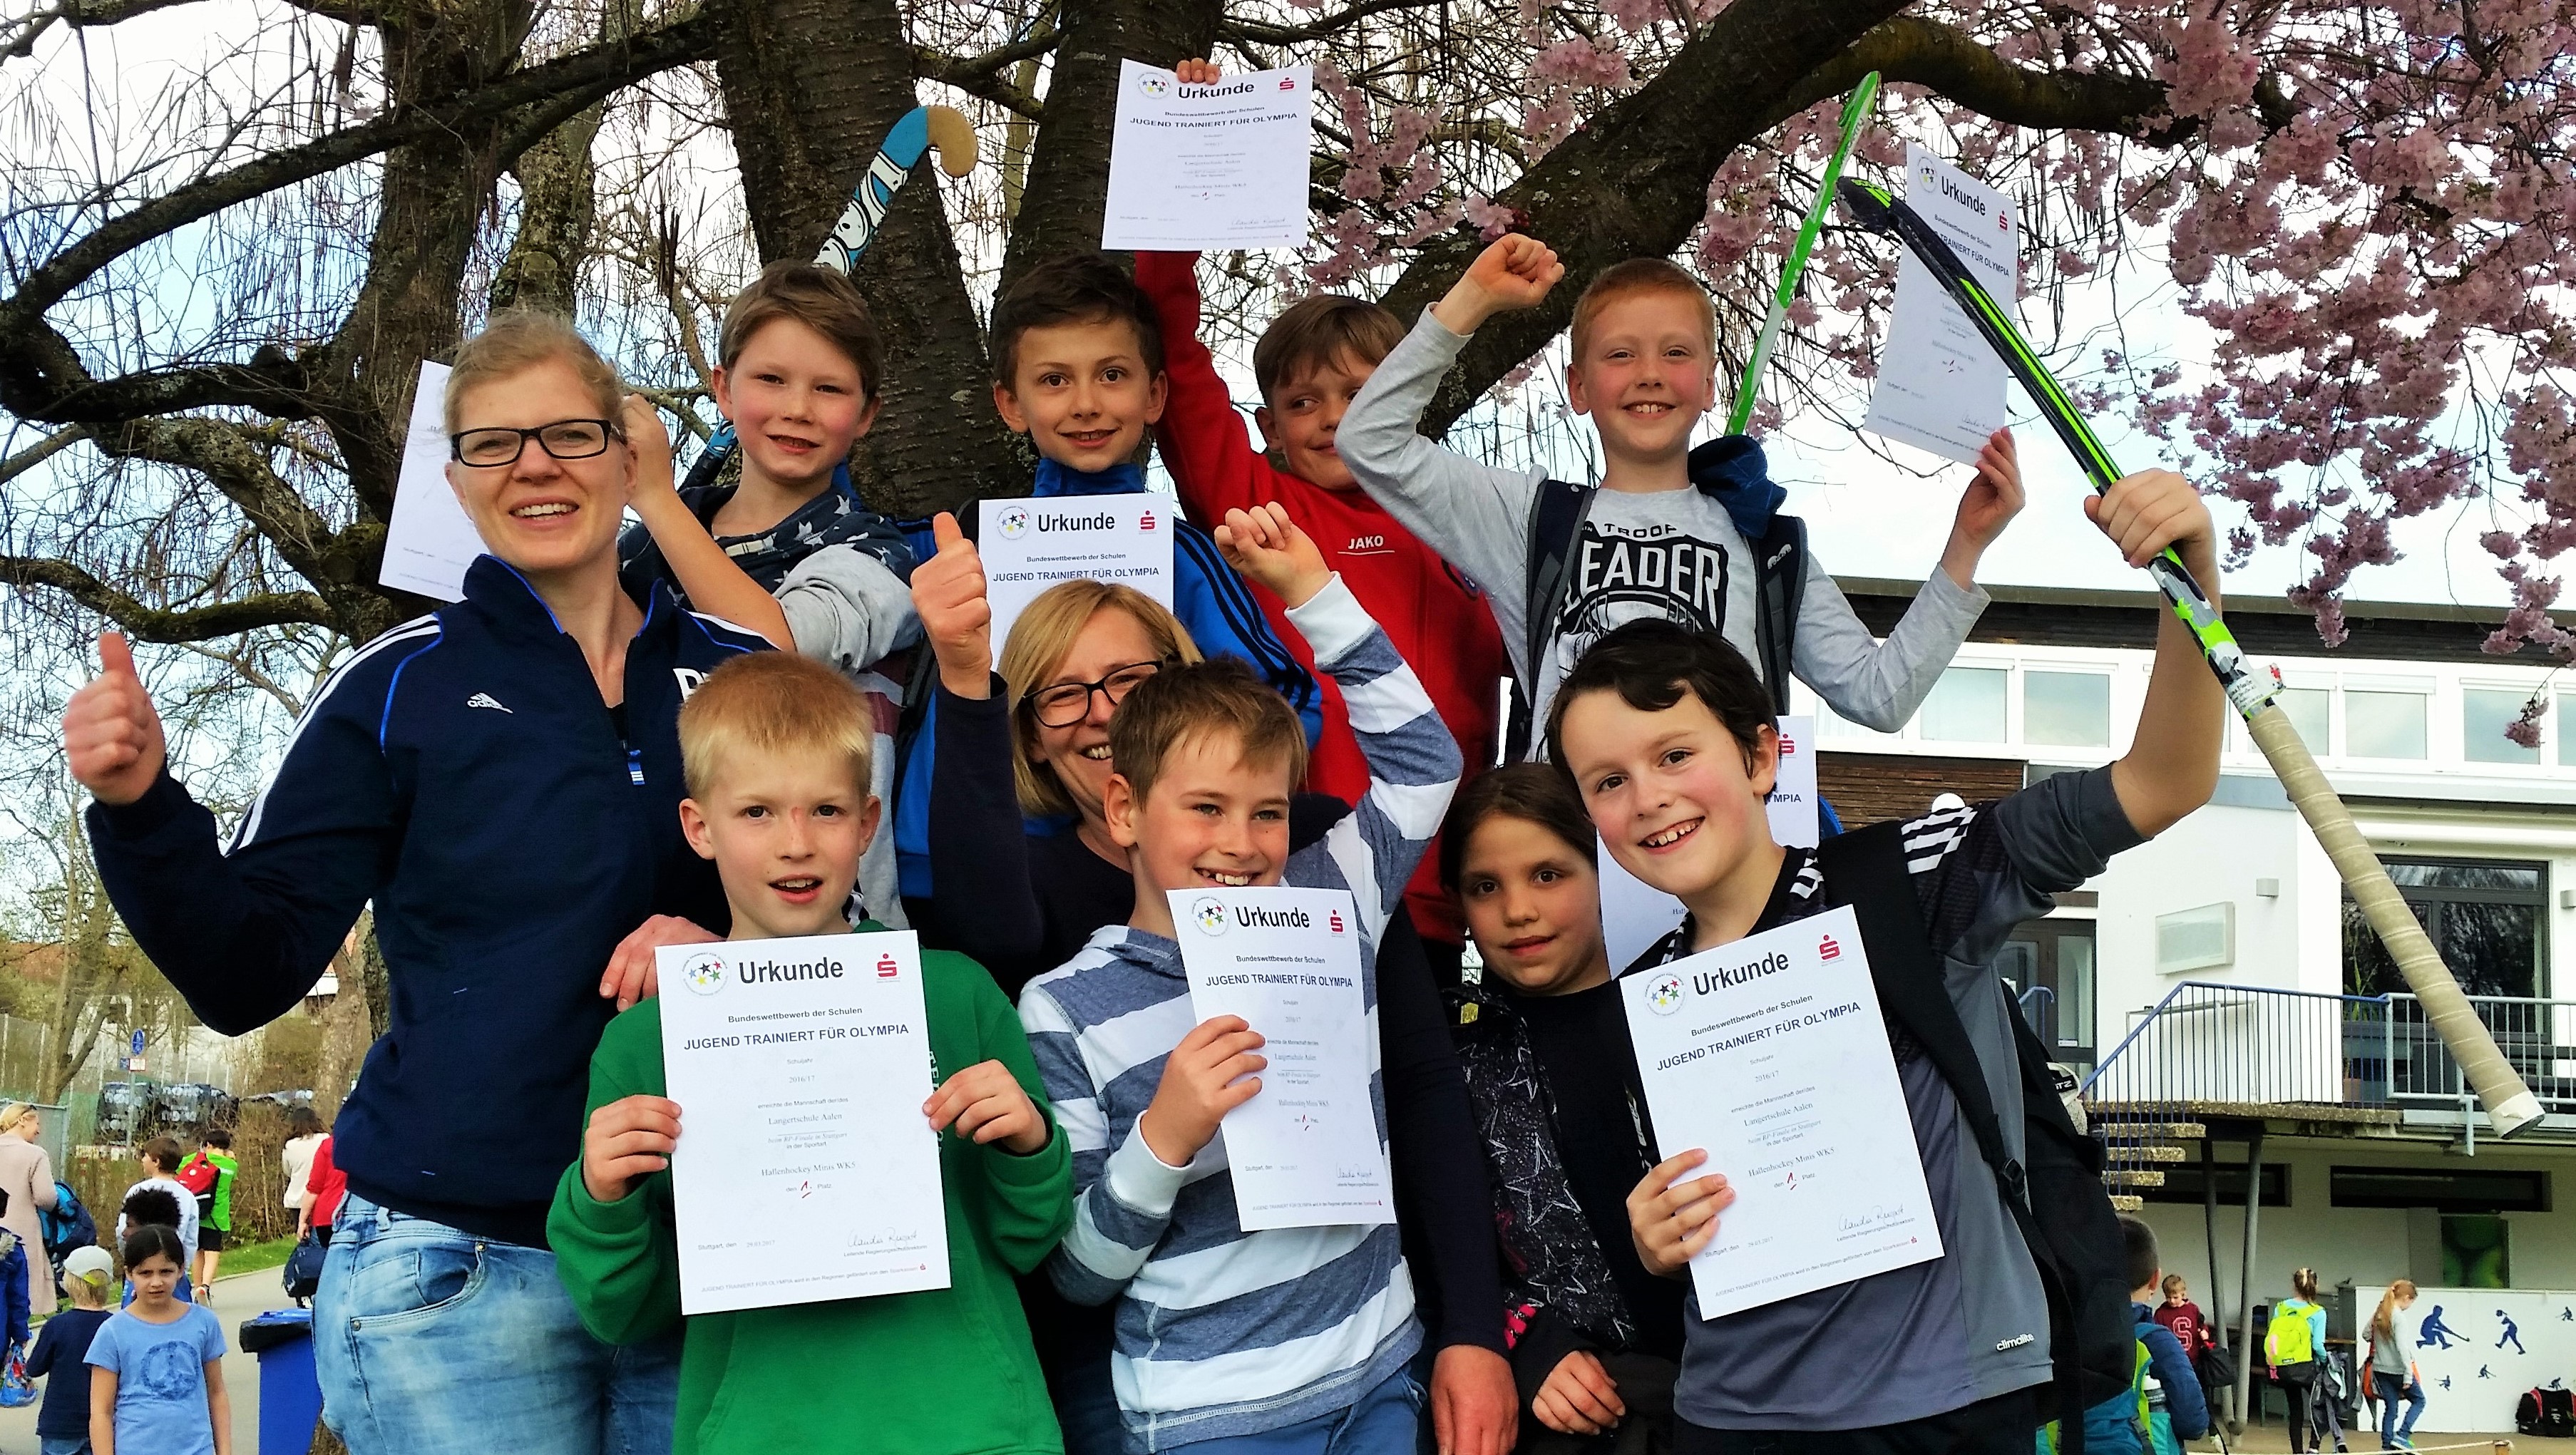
2025 672 2111 748
2331 1166 2550 1214
2343 858 2546 999
2143 1161 2291 1208
1998 920 2097 1064
1917 666 2007 743
2463 688 2540 764
2346 689 2428 759
2276 687 2331 751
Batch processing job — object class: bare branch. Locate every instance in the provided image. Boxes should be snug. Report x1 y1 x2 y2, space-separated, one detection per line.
0 425 88 486
0 556 334 641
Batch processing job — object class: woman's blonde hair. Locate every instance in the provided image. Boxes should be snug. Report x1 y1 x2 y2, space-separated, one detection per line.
997 581 1201 818
2372 1278 2418 1340
0 1104 32 1134
443 310 625 433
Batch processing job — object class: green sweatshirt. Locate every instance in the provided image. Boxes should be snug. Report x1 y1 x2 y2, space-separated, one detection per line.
548 927 1075 1455
184 1148 238 1232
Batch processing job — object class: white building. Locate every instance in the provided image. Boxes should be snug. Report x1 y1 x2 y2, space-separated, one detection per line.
1810 578 2576 1428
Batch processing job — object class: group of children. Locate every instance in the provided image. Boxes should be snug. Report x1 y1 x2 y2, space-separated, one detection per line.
60 53 2237 1455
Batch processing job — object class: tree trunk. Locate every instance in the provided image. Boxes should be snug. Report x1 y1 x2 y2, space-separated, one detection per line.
315 917 376 1123
714 0 1017 515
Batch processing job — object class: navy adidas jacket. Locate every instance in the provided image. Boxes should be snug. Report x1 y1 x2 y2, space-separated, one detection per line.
891 458 1322 902
86 556 766 1247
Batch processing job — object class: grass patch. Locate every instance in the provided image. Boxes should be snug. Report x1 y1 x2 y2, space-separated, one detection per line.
211 1235 297 1280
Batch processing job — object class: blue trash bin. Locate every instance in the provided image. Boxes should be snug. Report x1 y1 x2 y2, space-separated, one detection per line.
238 1308 321 1455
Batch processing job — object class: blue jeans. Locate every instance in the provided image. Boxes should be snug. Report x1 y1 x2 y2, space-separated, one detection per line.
314 1193 681 1455
2373 1372 2423 1444
1053 1342 1128 1455
40 1437 93 1455
1162 1369 1421 1455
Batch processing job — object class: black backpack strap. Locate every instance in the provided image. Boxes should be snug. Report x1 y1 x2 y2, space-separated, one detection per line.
1751 514 1807 716
1817 822 2096 1454
1513 478 1594 759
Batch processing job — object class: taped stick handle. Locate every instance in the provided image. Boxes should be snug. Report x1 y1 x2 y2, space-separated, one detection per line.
2245 705 2544 1136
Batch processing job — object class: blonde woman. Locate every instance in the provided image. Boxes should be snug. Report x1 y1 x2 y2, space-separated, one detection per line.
0 1104 60 1315
2369 1280 2424 1449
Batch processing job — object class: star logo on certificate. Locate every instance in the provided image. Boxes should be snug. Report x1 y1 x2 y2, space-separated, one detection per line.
1192 897 1228 935
1141 75 1169 96
682 952 727 995
1646 973 1685 1014
998 506 1031 539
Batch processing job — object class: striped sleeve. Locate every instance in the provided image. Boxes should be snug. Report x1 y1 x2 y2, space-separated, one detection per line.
1283 575 1462 940
1020 975 1189 1305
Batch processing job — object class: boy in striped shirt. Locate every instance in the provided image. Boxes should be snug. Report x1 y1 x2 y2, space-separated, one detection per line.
1018 502 1462 1455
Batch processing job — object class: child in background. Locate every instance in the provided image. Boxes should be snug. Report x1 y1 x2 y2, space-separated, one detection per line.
2152 1274 2212 1392
1340 234 2018 747
1440 764 1679 1451
894 253 1324 927
26 1244 116 1455
1138 63 1510 996
175 1130 235 1295
296 1130 344 1245
113 1141 196 1297
550 650 1072 1455
2122 1216 2211 1444
86 1225 228 1455
1019 503 1463 1454
620 260 924 926
1564 467 2222 1447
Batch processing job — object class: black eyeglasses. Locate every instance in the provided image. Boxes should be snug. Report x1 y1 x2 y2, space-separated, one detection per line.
1025 660 1169 729
450 418 621 468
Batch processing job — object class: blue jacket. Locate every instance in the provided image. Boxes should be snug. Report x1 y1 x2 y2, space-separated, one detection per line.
86 556 767 1246
891 458 1322 903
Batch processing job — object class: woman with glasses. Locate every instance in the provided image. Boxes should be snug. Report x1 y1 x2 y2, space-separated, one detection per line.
908 506 1506 1455
62 311 775 1455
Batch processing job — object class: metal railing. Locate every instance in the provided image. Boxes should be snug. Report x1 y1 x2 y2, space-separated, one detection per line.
2076 982 2576 1196
2016 984 2056 1044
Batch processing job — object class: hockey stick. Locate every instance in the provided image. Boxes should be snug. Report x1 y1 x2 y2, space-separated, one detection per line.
679 104 979 493
1726 72 1879 436
1837 176 2545 1138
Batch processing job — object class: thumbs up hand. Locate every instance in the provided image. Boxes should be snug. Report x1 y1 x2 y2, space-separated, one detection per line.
63 632 168 806
912 512 995 699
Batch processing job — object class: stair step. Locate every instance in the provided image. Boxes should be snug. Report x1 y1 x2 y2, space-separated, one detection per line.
2095 1123 2207 1142
2108 1194 2144 1213
2108 1144 2191 1164
2103 1169 2167 1188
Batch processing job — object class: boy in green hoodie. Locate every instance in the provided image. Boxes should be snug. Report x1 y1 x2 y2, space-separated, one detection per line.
549 650 1075 1455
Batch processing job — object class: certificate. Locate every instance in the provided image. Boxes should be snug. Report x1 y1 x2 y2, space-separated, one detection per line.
979 495 1176 647
1621 905 1941 1319
1103 60 1313 250
379 360 486 602
1170 887 1397 1230
1862 144 2021 466
656 931 950 1315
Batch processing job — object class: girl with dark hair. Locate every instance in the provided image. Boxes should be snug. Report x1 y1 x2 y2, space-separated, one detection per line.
1442 764 1679 1454
86 1221 229 1455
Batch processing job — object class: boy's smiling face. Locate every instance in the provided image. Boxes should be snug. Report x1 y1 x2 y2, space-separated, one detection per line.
1565 291 1718 473
713 316 878 494
1256 351 1374 491
1557 687 1777 908
1107 729 1293 906
679 745 881 941
994 316 1168 472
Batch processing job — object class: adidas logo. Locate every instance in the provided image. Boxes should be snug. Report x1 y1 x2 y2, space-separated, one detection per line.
466 693 513 714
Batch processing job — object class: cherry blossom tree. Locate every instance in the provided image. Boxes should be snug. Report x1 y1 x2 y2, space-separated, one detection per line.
0 0 2569 673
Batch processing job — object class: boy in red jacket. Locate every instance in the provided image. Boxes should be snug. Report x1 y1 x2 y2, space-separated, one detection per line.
1136 64 1509 974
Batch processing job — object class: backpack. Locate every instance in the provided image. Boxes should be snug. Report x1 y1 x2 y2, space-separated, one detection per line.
282 1230 328 1302
36 1180 93 1270
2036 1343 2154 1455
175 1151 217 1197
1820 822 2135 1455
2267 1298 2318 1367
1514 438 1809 758
2519 1384 2576 1437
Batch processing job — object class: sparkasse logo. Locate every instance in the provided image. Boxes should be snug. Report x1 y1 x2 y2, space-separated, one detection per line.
682 952 727 996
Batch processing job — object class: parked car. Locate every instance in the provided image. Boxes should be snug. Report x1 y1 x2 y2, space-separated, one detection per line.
93 1081 148 1143
152 1083 236 1133
241 1089 315 1114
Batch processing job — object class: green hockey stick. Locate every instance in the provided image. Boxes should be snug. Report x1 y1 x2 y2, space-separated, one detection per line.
1725 72 1880 436
1838 176 2543 1138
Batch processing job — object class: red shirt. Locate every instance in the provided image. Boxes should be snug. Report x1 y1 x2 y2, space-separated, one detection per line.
306 1135 348 1228
1139 252 1508 945
2155 1300 2208 1357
